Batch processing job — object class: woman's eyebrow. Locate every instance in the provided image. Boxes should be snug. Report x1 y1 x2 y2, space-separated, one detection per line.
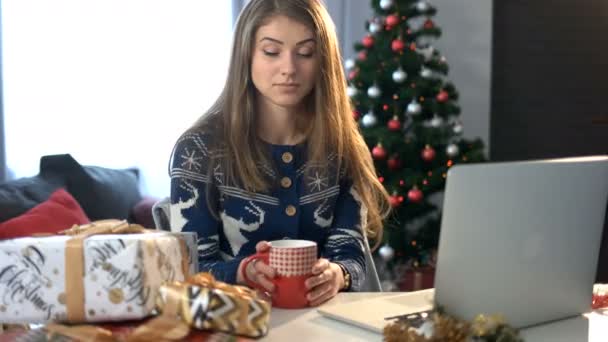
259 37 315 45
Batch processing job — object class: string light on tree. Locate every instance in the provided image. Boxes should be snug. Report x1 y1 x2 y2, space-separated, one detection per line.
368 83 382 98
421 145 436 162
392 67 407 83
372 143 388 160
361 110 378 127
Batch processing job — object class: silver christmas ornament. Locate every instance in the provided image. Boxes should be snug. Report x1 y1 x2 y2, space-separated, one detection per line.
416 1 430 12
392 68 407 83
416 46 435 62
446 143 460 157
430 114 443 128
406 99 422 116
369 21 382 34
379 244 395 261
380 0 394 10
453 122 464 134
361 111 378 127
420 67 432 78
367 84 382 98
347 85 358 97
344 58 356 70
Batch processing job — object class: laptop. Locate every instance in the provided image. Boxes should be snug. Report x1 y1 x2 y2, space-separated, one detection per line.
318 156 608 332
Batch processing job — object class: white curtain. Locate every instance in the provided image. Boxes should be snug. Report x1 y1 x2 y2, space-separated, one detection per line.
2 0 233 197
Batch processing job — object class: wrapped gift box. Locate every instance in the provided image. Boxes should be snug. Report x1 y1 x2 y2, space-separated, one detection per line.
156 273 271 338
0 230 197 324
398 266 436 292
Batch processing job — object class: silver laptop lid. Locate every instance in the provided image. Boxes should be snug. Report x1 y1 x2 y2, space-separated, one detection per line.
434 156 608 328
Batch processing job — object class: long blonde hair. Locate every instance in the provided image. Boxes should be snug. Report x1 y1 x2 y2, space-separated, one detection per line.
191 0 390 243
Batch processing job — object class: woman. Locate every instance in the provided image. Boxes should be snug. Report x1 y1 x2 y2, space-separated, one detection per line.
170 0 390 306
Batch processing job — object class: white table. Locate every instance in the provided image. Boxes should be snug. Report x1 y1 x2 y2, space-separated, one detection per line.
264 291 608 341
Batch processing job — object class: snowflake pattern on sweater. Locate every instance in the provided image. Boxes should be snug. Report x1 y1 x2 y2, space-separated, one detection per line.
170 131 367 290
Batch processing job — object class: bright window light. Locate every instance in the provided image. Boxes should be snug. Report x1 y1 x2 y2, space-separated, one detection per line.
2 0 233 197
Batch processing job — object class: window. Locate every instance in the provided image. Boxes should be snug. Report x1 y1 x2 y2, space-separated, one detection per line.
2 1 233 197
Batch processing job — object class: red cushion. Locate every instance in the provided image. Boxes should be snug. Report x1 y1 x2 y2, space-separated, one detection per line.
0 188 90 239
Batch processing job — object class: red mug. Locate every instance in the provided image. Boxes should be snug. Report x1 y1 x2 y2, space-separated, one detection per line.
243 240 317 309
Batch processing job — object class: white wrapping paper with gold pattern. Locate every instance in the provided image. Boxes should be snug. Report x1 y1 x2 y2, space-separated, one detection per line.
0 231 197 324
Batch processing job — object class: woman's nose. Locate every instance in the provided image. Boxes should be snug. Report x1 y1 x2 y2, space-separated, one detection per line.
280 53 297 76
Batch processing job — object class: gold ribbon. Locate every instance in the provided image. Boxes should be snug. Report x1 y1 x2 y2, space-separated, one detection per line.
62 220 156 323
46 273 265 341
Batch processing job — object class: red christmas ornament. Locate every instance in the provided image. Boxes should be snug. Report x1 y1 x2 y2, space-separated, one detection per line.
385 14 400 28
423 19 435 29
348 70 358 81
387 155 402 170
362 35 375 48
357 51 367 61
372 143 388 160
407 187 424 203
421 145 436 162
391 38 405 52
436 90 449 103
387 116 401 131
353 110 360 120
389 193 401 208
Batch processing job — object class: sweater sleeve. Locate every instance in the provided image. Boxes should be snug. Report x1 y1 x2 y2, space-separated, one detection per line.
321 179 367 291
169 132 243 284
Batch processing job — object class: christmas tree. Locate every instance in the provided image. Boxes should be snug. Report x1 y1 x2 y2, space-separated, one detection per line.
345 0 486 288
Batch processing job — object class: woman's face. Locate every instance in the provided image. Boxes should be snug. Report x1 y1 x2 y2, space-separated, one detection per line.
251 15 319 112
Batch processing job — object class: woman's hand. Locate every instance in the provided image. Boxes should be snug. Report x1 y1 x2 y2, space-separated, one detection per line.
305 258 345 307
237 241 276 293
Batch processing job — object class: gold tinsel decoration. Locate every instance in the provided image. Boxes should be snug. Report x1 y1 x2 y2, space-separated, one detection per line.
383 311 523 342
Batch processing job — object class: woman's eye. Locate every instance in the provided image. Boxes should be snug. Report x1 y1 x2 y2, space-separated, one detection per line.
263 50 279 57
297 52 314 58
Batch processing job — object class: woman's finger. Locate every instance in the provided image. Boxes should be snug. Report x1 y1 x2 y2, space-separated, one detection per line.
305 269 331 290
308 282 335 306
255 240 271 252
254 257 276 278
254 273 275 293
311 258 330 275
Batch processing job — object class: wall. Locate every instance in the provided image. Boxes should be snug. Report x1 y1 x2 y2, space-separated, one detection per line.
325 0 493 149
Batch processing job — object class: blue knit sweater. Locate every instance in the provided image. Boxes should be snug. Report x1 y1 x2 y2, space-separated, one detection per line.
170 131 367 290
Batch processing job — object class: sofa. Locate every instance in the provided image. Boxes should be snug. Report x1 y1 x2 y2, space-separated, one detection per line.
0 154 158 238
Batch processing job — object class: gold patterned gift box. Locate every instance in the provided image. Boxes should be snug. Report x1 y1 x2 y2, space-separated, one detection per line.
155 273 272 338
0 222 198 324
